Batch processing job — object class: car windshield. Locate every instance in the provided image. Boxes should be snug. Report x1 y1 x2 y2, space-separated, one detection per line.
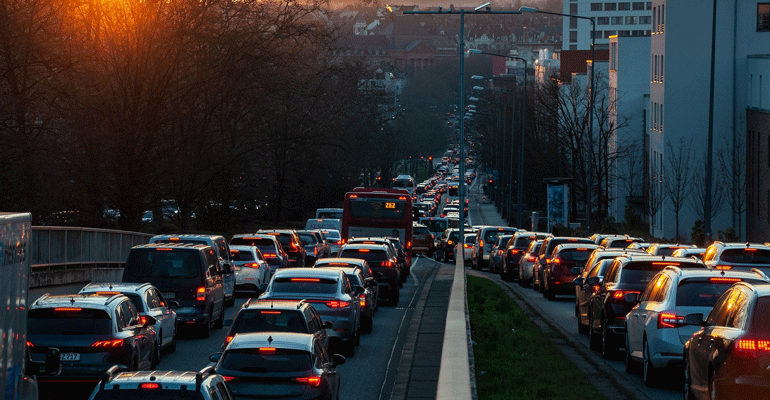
219 348 312 373
676 278 764 307
719 248 770 264
232 250 255 262
28 308 113 335
232 310 309 334
270 277 338 294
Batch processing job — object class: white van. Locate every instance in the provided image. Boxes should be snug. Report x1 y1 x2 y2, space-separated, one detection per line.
305 218 342 232
391 174 416 196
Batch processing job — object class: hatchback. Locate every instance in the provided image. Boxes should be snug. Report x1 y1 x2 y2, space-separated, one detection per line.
229 245 271 295
257 230 307 268
501 232 549 282
624 267 768 386
258 268 362 355
542 243 599 300
518 239 543 287
683 282 770 399
230 234 289 275
702 241 770 272
488 234 514 275
210 332 344 400
88 366 233 400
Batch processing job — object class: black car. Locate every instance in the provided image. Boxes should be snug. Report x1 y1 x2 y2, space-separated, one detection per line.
339 243 400 306
500 232 548 282
28 293 159 384
257 229 307 268
436 228 462 262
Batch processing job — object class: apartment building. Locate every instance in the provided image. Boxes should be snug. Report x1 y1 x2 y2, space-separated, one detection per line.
561 1 652 51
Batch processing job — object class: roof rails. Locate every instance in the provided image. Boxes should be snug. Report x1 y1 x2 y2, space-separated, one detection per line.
750 268 770 281
663 265 683 276
100 365 121 390
196 366 216 391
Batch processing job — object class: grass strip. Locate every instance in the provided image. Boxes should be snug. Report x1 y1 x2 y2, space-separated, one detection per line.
467 275 608 400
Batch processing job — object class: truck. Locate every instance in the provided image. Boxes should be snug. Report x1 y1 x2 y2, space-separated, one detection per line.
1 213 59 400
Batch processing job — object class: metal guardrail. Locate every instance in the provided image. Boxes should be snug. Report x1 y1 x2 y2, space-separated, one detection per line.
30 226 152 269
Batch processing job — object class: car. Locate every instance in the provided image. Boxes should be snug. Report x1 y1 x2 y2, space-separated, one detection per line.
346 237 407 286
683 281 770 399
598 235 645 249
339 243 400 306
646 243 698 256
257 268 362 356
463 233 476 265
223 299 331 351
149 235 236 307
385 236 411 280
257 229 307 268
702 241 770 271
87 366 233 400
320 229 343 254
229 245 272 296
230 234 290 275
210 332 345 400
624 267 770 386
28 293 160 383
297 230 331 265
500 232 549 282
671 247 707 260
412 223 435 256
488 234 513 275
533 236 595 292
78 282 178 354
420 217 451 239
122 243 225 338
472 226 519 271
312 257 379 312
312 266 377 333
435 228 462 262
586 254 705 359
518 239 543 287
541 243 600 301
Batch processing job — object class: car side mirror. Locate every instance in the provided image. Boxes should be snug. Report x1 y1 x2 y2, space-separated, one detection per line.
624 292 640 304
332 354 346 367
585 276 600 286
571 267 581 274
323 321 333 329
168 300 180 308
573 277 584 286
209 352 223 363
683 313 705 326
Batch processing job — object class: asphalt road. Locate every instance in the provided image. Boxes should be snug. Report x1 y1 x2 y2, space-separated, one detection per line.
29 256 439 400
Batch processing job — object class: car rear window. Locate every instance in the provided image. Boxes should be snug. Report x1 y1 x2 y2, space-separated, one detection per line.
608 239 636 249
719 248 770 264
28 308 113 335
219 348 312 373
125 249 201 279
339 249 388 263
676 278 764 307
231 237 274 247
515 237 535 248
658 246 689 256
232 250 255 262
557 249 593 262
484 229 517 243
271 277 338 294
414 226 430 235
232 310 309 334
298 233 318 244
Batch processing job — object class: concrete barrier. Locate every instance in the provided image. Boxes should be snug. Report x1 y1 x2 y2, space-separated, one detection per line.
31 266 124 287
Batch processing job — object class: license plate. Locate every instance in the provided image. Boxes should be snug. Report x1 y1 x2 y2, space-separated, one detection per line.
61 353 80 362
162 292 175 299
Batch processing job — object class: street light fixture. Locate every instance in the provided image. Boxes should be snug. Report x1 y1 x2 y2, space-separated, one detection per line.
521 5 596 233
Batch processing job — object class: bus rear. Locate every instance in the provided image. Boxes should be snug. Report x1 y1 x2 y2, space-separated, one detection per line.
342 188 413 254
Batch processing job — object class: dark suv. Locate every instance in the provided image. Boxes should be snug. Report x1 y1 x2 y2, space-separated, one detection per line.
257 229 306 268
28 293 159 384
223 299 331 351
533 236 595 292
122 243 225 338
339 243 400 306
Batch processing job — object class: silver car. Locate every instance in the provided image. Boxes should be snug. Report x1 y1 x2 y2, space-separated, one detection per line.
229 245 271 296
258 268 363 356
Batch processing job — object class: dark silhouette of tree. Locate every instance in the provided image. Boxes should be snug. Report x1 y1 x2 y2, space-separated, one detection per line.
665 137 695 241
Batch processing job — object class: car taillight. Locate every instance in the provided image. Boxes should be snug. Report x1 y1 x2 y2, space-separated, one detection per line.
295 377 322 387
225 335 234 344
734 338 770 358
384 260 394 268
464 244 471 248
480 240 484 248
244 262 260 269
552 257 561 265
196 287 206 301
222 376 235 382
714 265 733 270
263 253 277 258
527 256 536 262
610 290 640 303
140 383 160 390
326 301 350 308
26 341 34 348
359 294 367 307
447 240 454 246
657 312 685 329
92 339 123 348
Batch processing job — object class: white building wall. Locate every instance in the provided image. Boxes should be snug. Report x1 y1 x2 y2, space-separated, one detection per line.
562 1 652 51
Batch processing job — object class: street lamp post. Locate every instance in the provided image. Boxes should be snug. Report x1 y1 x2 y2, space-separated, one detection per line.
521 6 595 233
469 49 528 228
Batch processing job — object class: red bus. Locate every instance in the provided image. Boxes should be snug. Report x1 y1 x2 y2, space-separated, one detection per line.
342 187 413 259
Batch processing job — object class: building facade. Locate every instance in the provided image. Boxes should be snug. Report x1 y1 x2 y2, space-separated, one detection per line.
561 1 652 51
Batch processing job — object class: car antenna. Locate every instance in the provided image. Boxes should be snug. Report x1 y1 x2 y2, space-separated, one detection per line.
268 335 273 345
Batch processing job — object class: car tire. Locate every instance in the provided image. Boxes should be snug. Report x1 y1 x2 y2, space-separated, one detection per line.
684 359 696 400
624 333 640 374
601 319 617 359
225 295 235 307
589 311 601 351
577 313 588 335
546 280 555 301
167 324 177 354
643 339 659 387
200 310 213 339
151 343 161 370
390 288 400 306
214 306 224 329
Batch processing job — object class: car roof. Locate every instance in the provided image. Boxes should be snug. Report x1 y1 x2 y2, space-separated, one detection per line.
31 293 126 310
272 267 342 279
663 267 769 281
241 299 309 310
341 243 389 251
79 282 154 293
229 245 260 252
314 257 367 266
97 367 222 393
131 242 211 251
226 332 315 352
554 243 600 251
151 234 225 241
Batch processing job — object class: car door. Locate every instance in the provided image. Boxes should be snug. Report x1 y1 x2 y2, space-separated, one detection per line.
315 340 339 396
691 289 739 387
147 288 174 347
121 300 153 368
628 273 668 358
206 251 225 318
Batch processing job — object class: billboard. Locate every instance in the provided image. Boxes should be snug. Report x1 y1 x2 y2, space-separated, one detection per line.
547 183 569 230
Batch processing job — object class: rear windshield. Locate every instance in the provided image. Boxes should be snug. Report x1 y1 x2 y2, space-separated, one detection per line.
270 278 338 294
91 391 205 400
422 220 449 233
28 308 112 335
125 249 201 279
219 348 312 373
608 240 636 249
339 249 388 263
618 261 684 284
547 238 594 253
231 237 275 247
484 229 517 243
263 234 291 246
298 233 318 244
557 249 593 262
676 278 764 307
232 310 308 334
232 250 255 262
719 249 770 264
414 226 430 235
515 237 535 248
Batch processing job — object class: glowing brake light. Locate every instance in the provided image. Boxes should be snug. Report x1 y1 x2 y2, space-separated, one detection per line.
611 290 640 302
290 278 320 282
26 341 34 347
734 338 770 358
95 291 121 295
295 377 322 387
225 335 234 344
359 294 367 307
709 277 741 283
326 301 350 308
55 307 81 312
156 248 173 251
196 287 206 301
552 258 561 264
244 262 261 269
652 262 680 266
527 256 536 262
222 376 235 382
92 339 123 348
358 249 370 253
261 310 281 314
657 312 685 329
263 253 277 258
140 383 160 390
715 265 733 270
259 347 277 353
464 244 471 248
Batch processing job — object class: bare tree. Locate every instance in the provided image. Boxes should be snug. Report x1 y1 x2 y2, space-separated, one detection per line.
665 137 695 241
717 135 746 238
688 157 723 241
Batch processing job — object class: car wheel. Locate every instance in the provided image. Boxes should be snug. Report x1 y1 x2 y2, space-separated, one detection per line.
577 312 588 335
354 325 361 346
589 311 601 351
151 342 161 370
214 306 224 329
601 319 617 359
199 309 213 338
643 339 659 387
546 280 555 301
624 333 640 374
684 358 696 400
167 324 177 354
538 273 545 293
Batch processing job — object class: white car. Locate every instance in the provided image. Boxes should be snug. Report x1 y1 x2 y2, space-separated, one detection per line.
463 234 475 264
230 245 271 295
624 266 770 386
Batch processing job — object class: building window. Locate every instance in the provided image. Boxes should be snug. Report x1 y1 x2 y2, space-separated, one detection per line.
632 30 646 36
598 17 610 25
591 3 603 11
640 16 651 25
626 16 638 24
604 31 616 38
618 30 630 36
612 17 624 25
570 30 578 43
570 18 578 29
647 2 652 10
571 3 579 14
660 55 664 82
605 3 617 11
632 2 645 10
759 3 770 31
619 2 630 10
